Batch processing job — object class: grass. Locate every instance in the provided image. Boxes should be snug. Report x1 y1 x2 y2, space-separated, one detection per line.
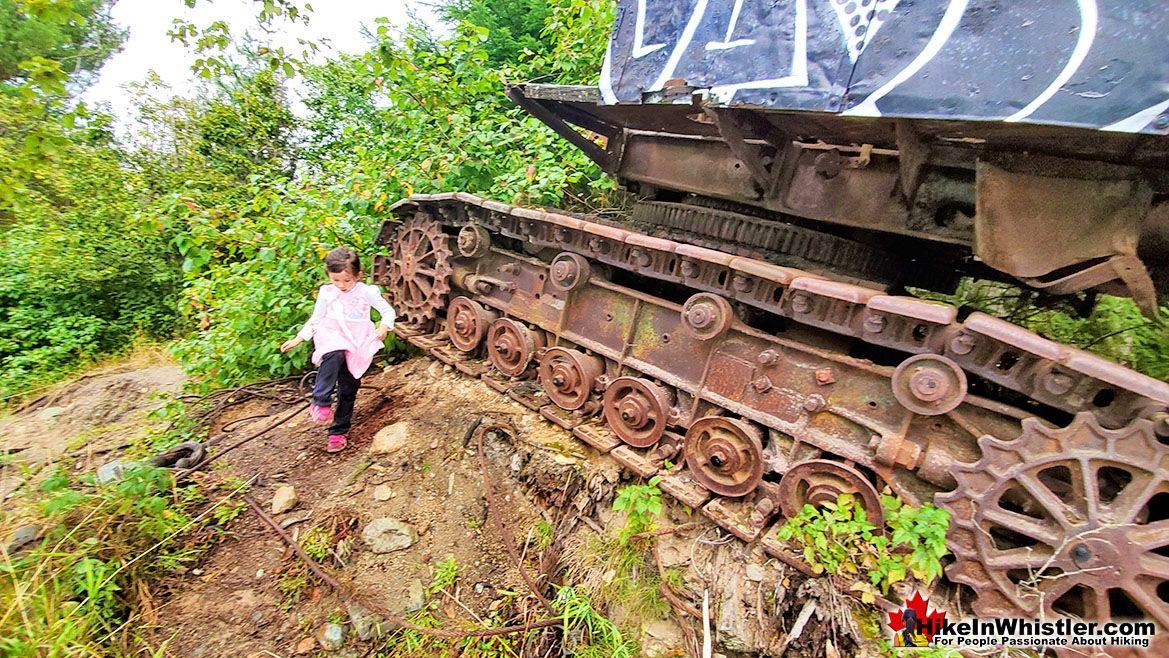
0 464 251 657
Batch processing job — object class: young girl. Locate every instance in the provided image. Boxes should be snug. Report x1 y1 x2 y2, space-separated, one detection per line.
281 247 395 452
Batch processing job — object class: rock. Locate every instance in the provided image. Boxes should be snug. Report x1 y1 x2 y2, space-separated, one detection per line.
370 423 411 455
96 460 139 484
294 637 317 654
37 406 65 421
348 602 382 642
641 620 685 658
316 622 345 650
404 578 425 612
271 485 298 514
5 523 40 553
280 513 312 529
362 518 417 553
426 361 444 378
372 484 393 501
745 564 765 581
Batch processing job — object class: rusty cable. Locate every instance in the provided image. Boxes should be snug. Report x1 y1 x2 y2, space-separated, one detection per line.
175 402 308 482
242 493 561 639
473 417 560 618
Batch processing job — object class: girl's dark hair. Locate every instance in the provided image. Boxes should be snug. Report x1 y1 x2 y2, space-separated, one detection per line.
325 247 362 275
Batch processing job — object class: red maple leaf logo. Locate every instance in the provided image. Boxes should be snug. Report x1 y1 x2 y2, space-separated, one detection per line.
887 591 948 642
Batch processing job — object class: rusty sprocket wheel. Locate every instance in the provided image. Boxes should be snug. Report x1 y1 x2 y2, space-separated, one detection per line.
938 413 1169 633
388 214 452 325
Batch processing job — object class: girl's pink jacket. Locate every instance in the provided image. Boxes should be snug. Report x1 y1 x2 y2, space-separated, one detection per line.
296 282 395 379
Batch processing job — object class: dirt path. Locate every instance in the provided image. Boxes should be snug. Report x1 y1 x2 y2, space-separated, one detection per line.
4 355 884 657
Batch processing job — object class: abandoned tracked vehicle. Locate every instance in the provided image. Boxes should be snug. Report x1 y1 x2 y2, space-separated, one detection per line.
375 0 1169 646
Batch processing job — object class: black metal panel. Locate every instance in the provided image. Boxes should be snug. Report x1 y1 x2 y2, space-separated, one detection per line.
602 0 1169 135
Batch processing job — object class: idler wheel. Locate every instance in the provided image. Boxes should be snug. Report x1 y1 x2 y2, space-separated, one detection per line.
603 377 673 448
486 318 544 377
456 224 491 258
548 252 590 292
681 293 734 341
684 416 764 497
777 459 884 526
539 347 604 411
446 296 497 352
891 354 967 416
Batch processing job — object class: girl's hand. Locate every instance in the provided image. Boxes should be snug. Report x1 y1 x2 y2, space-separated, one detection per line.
375 325 390 342
280 337 304 353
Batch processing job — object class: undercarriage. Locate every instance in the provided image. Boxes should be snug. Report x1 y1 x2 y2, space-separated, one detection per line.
375 191 1169 653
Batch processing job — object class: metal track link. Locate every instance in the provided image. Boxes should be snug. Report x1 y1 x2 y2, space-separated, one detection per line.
382 192 1169 431
632 200 903 284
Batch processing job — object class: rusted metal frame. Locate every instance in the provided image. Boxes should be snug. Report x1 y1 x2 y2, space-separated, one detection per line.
416 198 1169 423
505 87 614 171
894 119 930 203
703 106 773 196
451 245 946 495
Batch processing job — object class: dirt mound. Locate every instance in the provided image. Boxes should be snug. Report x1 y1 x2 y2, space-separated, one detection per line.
0 365 184 496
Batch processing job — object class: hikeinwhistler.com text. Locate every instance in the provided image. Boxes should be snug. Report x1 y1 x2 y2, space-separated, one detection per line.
932 618 1155 649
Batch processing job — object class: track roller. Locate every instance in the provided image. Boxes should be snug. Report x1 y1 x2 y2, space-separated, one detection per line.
538 347 604 411
684 416 764 497
602 377 673 448
486 318 544 377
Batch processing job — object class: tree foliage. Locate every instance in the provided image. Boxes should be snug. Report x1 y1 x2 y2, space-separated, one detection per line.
440 0 553 65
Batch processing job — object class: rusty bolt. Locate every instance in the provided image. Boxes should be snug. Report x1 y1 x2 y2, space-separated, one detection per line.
475 281 492 293
803 394 826 413
627 248 650 268
750 497 776 527
731 274 754 293
751 376 772 393
949 332 976 355
790 292 812 314
815 368 835 386
1043 371 1074 396
863 314 887 334
909 367 950 402
680 259 699 279
757 349 779 366
686 303 714 330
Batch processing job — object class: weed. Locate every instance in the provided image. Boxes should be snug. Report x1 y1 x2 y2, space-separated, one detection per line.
277 571 310 609
553 585 638 658
300 526 333 562
533 518 554 552
571 532 670 622
775 493 951 602
0 465 251 656
612 475 663 542
430 556 459 595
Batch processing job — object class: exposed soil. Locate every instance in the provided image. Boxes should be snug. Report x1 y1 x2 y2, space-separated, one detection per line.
4 355 886 657
0 364 184 499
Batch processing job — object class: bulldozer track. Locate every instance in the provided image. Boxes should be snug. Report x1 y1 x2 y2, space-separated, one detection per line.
374 192 1169 649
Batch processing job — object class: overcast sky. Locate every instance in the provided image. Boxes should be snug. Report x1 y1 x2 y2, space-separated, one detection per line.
84 0 444 126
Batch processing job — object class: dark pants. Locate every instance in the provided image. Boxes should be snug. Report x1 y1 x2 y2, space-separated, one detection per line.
313 350 360 436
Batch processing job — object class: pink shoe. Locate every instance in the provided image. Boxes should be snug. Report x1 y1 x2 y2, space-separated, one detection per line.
325 434 348 453
309 403 333 424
